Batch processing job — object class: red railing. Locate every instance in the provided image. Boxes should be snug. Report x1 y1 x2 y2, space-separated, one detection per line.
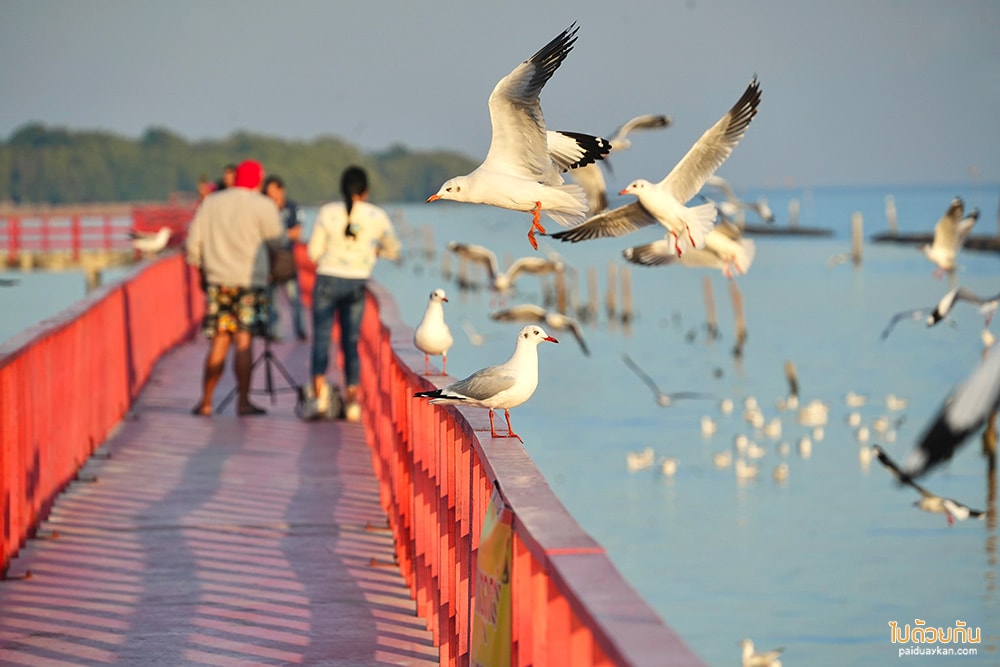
0 202 197 265
0 254 204 574
359 283 705 667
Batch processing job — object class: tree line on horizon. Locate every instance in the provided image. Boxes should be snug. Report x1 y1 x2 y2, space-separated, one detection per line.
0 123 479 206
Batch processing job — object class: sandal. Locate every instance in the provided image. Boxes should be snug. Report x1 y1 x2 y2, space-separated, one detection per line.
191 404 212 417
238 404 267 416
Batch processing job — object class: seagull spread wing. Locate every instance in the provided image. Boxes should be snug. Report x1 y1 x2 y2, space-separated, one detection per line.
448 242 500 282
879 309 927 340
482 23 579 181
491 304 547 323
609 114 673 147
658 76 762 204
548 201 659 242
931 197 965 251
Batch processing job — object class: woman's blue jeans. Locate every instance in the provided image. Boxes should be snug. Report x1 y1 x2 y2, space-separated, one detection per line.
310 275 366 387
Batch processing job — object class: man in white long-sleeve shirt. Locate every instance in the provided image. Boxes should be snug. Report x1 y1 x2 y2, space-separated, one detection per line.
186 159 284 416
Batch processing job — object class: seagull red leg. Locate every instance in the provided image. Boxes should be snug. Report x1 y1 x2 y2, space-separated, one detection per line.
671 231 682 256
526 201 545 251
488 409 499 438
503 409 523 443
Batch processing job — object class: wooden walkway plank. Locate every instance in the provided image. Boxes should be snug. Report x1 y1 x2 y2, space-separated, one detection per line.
0 337 438 666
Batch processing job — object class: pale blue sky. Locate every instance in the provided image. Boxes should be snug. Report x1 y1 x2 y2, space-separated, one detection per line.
1 0 998 189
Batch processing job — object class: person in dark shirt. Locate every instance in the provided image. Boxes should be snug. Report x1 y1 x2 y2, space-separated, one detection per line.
263 175 307 341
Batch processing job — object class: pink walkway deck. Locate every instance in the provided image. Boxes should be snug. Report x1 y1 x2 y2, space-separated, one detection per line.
0 337 438 666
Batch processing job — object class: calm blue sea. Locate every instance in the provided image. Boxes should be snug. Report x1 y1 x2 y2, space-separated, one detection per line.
3 183 999 666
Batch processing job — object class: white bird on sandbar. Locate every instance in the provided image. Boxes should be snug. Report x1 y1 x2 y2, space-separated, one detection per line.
549 76 763 256
426 23 611 250
129 226 172 255
921 196 977 276
490 303 590 355
446 241 565 293
412 325 558 443
622 220 756 278
569 113 673 215
414 288 454 375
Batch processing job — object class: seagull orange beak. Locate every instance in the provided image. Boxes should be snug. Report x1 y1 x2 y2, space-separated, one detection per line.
619 189 629 196
442 297 449 302
544 336 559 343
426 194 441 202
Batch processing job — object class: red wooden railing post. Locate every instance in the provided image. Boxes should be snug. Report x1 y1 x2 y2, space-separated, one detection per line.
71 214 81 261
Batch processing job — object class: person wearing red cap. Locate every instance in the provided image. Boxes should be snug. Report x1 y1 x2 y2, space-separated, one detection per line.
186 159 284 416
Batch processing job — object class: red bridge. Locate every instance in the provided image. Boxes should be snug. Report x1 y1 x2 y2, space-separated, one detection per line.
0 252 704 666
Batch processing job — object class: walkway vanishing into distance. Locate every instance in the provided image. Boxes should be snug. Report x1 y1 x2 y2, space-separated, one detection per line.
0 337 437 666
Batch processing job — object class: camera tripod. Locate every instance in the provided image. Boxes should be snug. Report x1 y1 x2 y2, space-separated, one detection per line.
216 336 305 413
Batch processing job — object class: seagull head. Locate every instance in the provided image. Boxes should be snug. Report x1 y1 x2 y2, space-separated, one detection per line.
517 325 558 346
620 179 652 197
430 288 448 303
427 177 467 203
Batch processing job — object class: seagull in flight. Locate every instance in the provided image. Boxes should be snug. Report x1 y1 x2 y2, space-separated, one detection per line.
901 341 1000 479
872 445 985 525
880 285 999 340
622 353 715 407
548 76 762 256
490 303 590 355
569 113 673 215
622 220 756 278
921 196 977 276
446 241 564 293
704 174 775 225
739 638 784 667
426 23 611 250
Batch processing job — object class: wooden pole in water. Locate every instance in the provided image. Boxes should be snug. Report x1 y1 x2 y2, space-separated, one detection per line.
788 199 800 228
620 265 633 324
422 225 435 261
605 261 618 322
784 361 799 401
555 269 568 314
884 194 898 236
728 279 747 359
586 266 599 325
702 276 719 341
851 212 863 267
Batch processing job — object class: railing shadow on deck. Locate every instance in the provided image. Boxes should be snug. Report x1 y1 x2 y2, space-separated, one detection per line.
359 282 705 667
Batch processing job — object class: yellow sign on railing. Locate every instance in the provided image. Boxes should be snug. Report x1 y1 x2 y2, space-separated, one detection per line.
471 486 513 667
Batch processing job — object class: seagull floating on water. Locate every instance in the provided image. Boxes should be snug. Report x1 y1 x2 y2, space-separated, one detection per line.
921 196 977 276
427 23 611 250
622 353 715 407
901 341 1000 479
413 325 557 443
414 288 454 375
548 76 762 256
873 445 985 525
569 113 673 215
740 638 784 667
490 303 589 355
129 227 172 254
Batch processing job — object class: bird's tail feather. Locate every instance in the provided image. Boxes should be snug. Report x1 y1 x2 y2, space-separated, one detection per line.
544 183 589 227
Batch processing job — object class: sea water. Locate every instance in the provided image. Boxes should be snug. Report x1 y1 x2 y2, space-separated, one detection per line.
4 184 999 666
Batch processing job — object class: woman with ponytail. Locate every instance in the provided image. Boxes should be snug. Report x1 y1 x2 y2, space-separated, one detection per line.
306 165 401 421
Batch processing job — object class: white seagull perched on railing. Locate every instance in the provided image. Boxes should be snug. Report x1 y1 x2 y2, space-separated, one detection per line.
129 226 172 255
872 445 984 525
490 303 590 356
548 76 762 256
901 341 1000 479
446 241 564 294
921 196 978 277
879 284 1000 340
413 288 454 375
426 23 611 250
413 325 558 442
622 220 756 278
569 113 673 216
